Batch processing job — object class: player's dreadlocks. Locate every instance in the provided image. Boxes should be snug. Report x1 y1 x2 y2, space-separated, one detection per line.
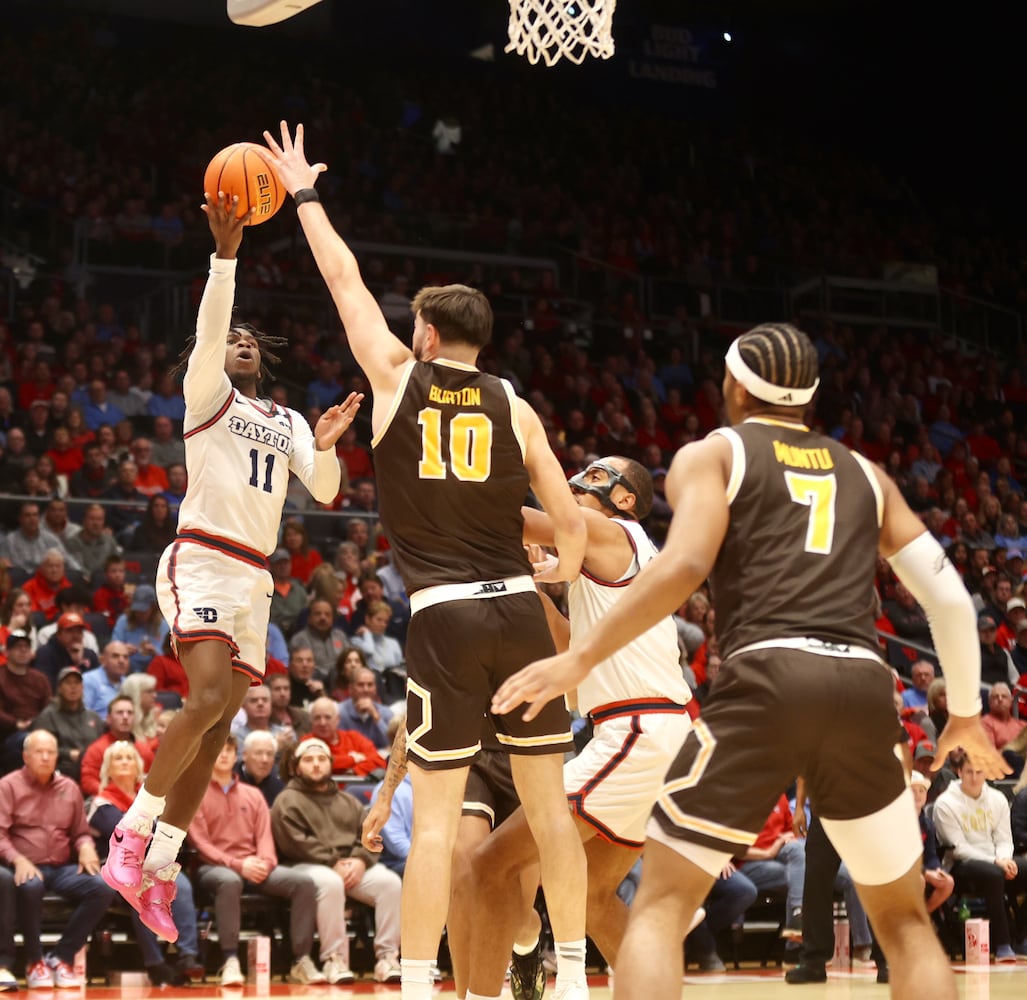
736 323 819 393
169 321 288 389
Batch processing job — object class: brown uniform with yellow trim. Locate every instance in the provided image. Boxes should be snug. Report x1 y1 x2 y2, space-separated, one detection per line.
651 418 906 854
373 360 573 770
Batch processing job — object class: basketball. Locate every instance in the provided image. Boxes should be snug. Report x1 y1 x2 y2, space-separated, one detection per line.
203 142 285 226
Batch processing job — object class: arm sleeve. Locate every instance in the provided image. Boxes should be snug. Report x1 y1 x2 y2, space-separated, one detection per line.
887 531 982 717
287 408 342 504
182 255 236 422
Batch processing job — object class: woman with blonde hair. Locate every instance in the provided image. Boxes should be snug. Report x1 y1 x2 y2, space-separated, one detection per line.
87 741 202 986
120 672 162 741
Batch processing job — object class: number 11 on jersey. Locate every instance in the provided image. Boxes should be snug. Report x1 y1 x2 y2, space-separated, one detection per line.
249 449 275 493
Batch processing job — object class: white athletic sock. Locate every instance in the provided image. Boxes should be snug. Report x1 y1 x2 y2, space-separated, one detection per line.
122 787 166 830
513 933 540 956
142 820 186 873
400 959 434 1000
555 938 586 990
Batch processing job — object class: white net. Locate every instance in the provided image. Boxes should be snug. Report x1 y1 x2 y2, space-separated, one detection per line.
506 0 617 67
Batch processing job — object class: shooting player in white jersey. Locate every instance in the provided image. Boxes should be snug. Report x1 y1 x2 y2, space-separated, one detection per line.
100 193 362 943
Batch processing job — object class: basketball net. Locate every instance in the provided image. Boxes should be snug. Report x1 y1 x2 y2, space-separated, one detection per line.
506 0 617 66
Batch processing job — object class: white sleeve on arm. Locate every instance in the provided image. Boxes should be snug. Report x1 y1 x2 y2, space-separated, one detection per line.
182 254 236 420
289 410 342 503
887 530 982 718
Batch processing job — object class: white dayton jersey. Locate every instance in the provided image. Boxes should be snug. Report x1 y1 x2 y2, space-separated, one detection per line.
568 518 691 717
176 255 340 558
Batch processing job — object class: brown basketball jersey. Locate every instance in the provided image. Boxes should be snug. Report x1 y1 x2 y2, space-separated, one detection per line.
372 360 533 595
710 417 882 658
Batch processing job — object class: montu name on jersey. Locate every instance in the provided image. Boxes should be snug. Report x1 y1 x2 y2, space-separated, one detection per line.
427 385 482 407
228 416 292 456
772 440 835 471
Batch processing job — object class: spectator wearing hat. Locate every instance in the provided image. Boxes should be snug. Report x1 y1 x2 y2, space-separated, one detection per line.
23 398 54 458
998 596 1027 652
979 612 1019 688
36 586 100 656
65 504 123 585
188 736 325 987
30 666 103 783
111 584 168 674
298 698 385 779
269 548 307 636
0 729 115 989
0 631 53 774
933 755 1027 962
911 739 954 803
34 611 100 691
79 691 155 798
82 640 132 716
909 771 954 914
271 737 402 985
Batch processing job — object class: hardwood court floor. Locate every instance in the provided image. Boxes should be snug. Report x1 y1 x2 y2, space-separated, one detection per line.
70 964 1027 998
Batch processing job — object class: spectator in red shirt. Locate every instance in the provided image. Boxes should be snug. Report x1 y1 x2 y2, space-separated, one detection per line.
147 633 189 705
335 426 374 482
0 729 113 989
129 438 170 498
92 555 131 627
79 694 156 798
281 519 322 586
23 549 72 623
299 698 385 778
47 426 84 479
981 683 1026 751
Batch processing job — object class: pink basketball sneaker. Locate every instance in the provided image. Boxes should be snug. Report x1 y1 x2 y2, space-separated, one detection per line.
101 819 152 895
136 863 181 943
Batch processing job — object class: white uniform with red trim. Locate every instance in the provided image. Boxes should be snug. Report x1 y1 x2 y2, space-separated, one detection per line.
154 255 340 679
563 517 693 845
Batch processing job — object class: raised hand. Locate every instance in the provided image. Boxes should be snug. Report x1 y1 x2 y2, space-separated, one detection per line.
262 121 327 197
314 391 364 451
201 192 253 259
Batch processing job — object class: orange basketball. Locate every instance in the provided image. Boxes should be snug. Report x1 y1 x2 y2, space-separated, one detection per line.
203 142 286 226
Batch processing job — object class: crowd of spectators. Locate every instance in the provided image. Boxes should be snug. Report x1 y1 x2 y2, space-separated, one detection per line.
2 1 1027 987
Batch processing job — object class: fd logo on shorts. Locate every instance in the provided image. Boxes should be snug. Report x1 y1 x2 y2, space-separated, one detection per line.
193 607 219 624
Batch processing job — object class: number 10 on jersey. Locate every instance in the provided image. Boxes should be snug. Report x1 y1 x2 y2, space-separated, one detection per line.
418 407 493 482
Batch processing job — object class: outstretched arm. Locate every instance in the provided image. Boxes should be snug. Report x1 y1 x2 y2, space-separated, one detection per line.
262 122 412 410
493 434 731 719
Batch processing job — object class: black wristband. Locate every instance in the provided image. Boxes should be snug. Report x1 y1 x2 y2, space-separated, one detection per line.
293 187 320 207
